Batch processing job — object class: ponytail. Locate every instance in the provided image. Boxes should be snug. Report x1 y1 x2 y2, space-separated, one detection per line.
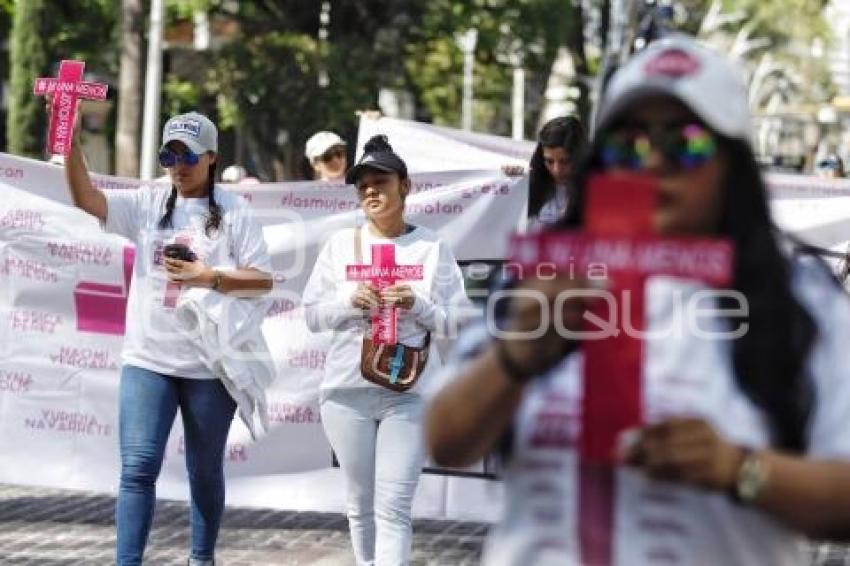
205 161 223 236
158 186 178 229
158 161 222 237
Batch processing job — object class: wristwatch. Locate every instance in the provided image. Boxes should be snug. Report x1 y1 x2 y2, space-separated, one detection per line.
733 449 769 504
211 270 223 292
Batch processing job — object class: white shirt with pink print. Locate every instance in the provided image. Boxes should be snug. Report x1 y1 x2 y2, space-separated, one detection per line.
104 186 271 379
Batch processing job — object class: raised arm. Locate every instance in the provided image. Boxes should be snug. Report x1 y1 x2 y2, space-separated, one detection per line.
64 118 107 222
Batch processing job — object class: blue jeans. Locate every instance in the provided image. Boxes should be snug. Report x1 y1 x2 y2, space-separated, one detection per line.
320 387 426 566
116 365 236 566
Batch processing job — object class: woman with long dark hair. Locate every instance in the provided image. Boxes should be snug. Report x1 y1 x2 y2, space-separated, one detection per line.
63 111 272 565
527 115 586 227
426 36 850 565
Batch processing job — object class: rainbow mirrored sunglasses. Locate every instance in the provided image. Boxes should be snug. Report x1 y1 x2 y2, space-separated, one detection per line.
600 123 717 171
158 148 201 167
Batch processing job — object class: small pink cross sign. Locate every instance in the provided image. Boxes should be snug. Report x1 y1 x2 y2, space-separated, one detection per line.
346 244 424 345
33 60 109 157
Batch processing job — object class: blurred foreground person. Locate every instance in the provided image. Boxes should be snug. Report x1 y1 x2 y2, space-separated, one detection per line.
427 36 850 565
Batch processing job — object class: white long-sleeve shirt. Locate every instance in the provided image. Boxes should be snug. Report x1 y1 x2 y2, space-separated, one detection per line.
302 224 467 395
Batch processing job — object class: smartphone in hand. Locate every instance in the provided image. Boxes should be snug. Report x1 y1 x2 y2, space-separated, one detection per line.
162 243 197 262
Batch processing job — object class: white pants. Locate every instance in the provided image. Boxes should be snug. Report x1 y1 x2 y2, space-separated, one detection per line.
320 387 426 566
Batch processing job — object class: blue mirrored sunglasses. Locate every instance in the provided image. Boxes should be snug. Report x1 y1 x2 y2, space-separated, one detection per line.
817 159 840 170
158 148 200 168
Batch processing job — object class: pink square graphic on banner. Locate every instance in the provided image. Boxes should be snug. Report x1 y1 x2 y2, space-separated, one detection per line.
74 246 134 335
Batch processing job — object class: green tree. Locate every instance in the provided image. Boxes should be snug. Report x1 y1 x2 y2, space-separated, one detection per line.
162 1 427 179
8 0 48 157
405 0 577 136
7 0 118 158
115 0 145 177
692 0 833 108
155 1 596 177
0 0 14 151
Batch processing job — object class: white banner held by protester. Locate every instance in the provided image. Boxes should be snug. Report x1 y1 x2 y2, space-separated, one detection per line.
356 115 536 173
3 117 850 522
0 150 524 521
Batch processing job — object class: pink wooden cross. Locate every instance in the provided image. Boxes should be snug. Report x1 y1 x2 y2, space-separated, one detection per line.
346 244 424 344
508 174 733 565
32 60 109 157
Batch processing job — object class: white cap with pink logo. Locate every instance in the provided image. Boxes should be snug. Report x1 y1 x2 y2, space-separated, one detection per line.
595 35 751 141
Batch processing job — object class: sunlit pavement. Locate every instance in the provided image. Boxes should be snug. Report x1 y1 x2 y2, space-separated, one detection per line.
0 484 485 565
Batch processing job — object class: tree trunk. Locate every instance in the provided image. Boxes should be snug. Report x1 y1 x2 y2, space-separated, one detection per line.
115 0 144 177
600 0 611 58
8 0 48 158
566 0 591 125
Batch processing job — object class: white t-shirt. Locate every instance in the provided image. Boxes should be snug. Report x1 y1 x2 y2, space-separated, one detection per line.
104 186 271 379
302 225 467 395
532 184 569 229
439 256 850 566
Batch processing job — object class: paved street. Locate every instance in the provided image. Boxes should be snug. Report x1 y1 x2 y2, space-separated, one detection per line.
0 483 486 565
5 482 850 565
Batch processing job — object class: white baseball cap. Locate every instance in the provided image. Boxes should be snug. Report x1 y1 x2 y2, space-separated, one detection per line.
221 165 247 183
160 111 218 154
596 35 751 141
305 131 346 161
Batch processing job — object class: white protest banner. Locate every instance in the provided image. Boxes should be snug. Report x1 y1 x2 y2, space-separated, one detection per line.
4 123 850 523
767 173 850 263
359 116 850 261
0 151 522 521
356 115 536 173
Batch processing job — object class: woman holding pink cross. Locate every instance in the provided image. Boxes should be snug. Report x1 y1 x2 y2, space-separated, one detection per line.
427 36 850 565
60 108 272 566
303 135 467 565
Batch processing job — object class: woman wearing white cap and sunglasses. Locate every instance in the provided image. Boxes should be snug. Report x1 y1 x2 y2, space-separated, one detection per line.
427 35 850 565
62 110 272 565
305 130 348 182
303 135 467 565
